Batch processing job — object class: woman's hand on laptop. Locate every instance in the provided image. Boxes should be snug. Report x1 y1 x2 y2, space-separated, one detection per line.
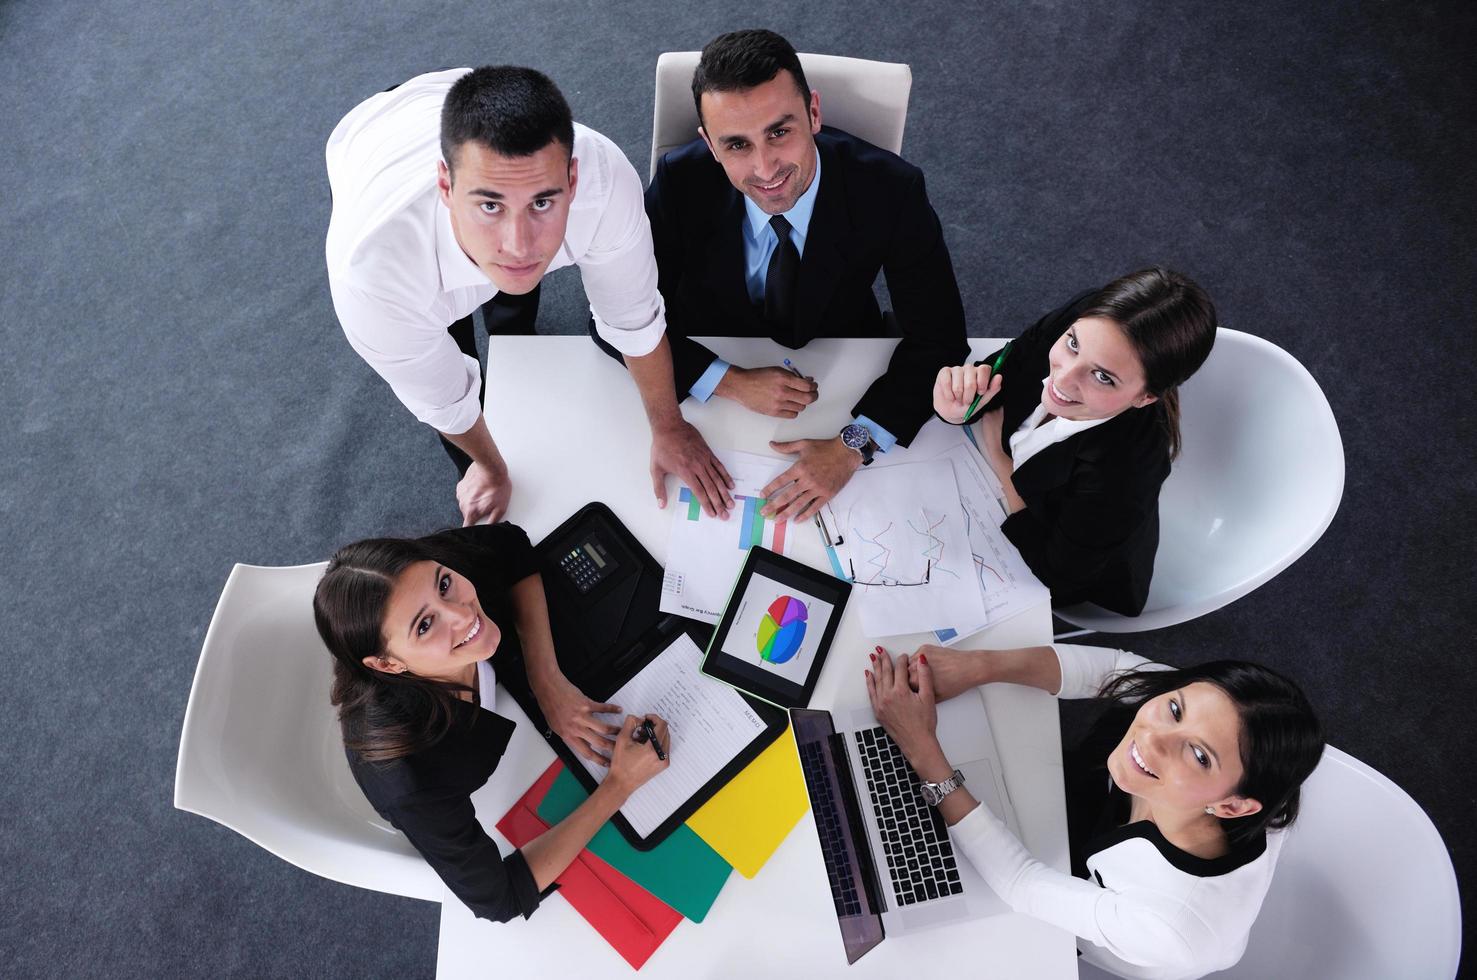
866 646 941 762
905 645 986 702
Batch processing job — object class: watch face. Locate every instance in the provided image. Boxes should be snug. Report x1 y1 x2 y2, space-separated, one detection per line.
840 424 868 450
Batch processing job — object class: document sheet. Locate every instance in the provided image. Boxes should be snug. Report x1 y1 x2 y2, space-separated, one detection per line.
826 457 988 636
578 633 768 837
660 449 795 624
929 442 1051 644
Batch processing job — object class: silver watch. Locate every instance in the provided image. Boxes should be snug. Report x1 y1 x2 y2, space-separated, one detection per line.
919 769 966 807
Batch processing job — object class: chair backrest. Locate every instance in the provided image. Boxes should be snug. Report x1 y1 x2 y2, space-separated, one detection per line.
174 562 442 902
1056 328 1345 632
1207 745 1461 979
650 51 912 177
1080 746 1461 980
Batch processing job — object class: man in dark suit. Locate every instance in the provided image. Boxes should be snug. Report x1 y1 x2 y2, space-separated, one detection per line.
603 29 969 522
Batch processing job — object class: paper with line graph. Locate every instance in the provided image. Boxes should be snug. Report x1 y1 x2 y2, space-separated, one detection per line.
660 449 795 624
928 443 1050 645
826 457 987 637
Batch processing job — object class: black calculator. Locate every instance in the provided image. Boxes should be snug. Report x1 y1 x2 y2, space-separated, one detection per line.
556 534 619 594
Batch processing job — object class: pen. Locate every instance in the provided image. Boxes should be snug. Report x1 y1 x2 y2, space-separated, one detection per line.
636 718 667 761
782 357 804 378
963 340 1013 423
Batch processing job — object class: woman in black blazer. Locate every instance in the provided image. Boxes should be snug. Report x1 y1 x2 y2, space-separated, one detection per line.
312 523 669 923
935 268 1217 615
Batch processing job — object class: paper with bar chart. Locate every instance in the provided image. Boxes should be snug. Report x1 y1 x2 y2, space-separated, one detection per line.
928 442 1051 645
826 457 988 637
660 449 795 624
718 572 838 684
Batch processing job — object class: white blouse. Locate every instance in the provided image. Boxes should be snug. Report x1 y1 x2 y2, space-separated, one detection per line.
1008 379 1111 470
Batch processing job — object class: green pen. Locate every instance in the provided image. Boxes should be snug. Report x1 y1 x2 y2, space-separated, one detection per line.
962 340 1013 423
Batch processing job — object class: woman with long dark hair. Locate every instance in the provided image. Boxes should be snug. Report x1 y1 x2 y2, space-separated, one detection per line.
934 267 1218 614
867 643 1323 979
313 523 669 924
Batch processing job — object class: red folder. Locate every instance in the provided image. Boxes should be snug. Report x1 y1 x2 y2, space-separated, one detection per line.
496 762 682 970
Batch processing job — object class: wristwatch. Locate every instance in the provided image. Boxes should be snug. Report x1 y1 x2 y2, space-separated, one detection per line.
839 423 876 466
919 769 967 807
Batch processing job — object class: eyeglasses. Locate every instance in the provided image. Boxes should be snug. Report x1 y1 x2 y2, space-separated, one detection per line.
815 511 844 548
848 558 932 587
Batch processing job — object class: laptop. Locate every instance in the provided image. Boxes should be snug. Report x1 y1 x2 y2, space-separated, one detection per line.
792 692 1022 964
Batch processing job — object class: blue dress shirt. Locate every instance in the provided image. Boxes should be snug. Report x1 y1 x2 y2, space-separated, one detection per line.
687 151 895 450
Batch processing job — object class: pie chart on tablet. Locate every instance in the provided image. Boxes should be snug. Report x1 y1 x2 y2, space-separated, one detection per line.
757 595 808 665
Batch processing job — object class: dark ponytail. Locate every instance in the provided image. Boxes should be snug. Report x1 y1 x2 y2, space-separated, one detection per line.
1079 268 1217 460
313 538 475 762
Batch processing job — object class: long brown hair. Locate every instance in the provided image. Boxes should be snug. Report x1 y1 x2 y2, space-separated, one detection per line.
313 538 476 762
1079 267 1218 460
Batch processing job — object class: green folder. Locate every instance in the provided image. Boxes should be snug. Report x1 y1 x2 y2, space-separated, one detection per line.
536 766 732 922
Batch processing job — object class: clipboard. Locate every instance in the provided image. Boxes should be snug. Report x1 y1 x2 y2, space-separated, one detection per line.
501 502 788 850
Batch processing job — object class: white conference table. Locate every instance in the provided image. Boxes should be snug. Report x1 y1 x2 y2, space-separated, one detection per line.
436 336 1077 979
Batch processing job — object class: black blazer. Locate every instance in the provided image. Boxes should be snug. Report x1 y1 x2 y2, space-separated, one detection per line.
344 524 551 924
646 127 968 445
975 292 1171 615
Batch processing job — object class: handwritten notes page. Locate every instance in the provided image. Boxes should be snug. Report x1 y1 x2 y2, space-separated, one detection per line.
578 633 767 837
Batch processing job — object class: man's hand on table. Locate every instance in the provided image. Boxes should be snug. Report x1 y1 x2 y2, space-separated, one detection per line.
457 458 513 526
650 418 735 517
760 436 862 523
714 365 819 418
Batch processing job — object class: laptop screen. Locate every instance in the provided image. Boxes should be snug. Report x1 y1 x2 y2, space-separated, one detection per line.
792 708 886 965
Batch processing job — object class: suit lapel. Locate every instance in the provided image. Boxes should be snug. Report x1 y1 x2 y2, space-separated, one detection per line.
705 185 755 325
792 136 847 342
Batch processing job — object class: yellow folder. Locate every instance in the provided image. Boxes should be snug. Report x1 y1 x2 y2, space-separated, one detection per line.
687 726 810 878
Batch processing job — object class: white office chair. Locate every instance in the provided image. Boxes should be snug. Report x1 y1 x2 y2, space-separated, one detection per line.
1056 329 1344 633
174 562 442 902
650 51 912 177
1079 746 1461 980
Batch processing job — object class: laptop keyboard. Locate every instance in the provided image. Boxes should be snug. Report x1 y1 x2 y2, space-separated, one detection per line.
855 726 964 906
798 739 865 917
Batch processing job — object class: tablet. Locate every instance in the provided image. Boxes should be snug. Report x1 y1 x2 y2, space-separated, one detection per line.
702 546 852 709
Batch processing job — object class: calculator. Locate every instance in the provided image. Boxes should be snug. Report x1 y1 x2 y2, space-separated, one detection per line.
556 533 620 594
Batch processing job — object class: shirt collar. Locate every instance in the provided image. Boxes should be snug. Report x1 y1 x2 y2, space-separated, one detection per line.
437 198 494 292
743 145 822 246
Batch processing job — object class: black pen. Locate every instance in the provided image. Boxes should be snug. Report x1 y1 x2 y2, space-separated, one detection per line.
636 718 667 761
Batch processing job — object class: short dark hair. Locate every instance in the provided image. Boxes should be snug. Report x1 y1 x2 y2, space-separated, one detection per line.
1079 267 1218 460
692 29 811 126
1098 660 1324 846
440 65 574 176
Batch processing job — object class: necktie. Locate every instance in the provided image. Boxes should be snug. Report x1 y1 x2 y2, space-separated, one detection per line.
763 215 800 329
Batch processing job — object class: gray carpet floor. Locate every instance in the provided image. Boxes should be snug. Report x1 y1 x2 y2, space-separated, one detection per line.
2 1 1472 976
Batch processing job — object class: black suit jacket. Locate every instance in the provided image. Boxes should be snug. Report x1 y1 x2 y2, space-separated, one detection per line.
646 127 968 445
345 524 552 924
974 292 1171 615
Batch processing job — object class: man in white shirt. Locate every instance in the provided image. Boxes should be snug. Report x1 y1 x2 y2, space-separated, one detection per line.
326 66 733 525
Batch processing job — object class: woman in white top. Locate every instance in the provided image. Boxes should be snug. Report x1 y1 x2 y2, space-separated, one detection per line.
865 643 1322 980
933 268 1217 615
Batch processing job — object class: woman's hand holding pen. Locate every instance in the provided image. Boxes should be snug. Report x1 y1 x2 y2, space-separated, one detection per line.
933 364 1001 423
606 714 671 797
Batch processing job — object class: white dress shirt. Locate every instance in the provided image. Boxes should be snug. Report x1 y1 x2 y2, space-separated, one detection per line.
325 67 666 435
1008 378 1112 470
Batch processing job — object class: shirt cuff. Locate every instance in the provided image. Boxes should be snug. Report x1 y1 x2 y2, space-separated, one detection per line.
852 415 898 453
689 358 731 402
